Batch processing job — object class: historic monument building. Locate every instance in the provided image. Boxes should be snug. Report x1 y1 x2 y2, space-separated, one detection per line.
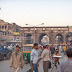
20 26 71 44
0 19 72 45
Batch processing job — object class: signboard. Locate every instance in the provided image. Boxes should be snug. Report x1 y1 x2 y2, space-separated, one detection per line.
13 32 19 35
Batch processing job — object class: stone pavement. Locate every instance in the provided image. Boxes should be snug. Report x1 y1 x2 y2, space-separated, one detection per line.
0 53 67 72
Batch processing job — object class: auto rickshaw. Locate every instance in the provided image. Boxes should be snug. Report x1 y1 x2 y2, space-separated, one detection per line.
22 44 33 64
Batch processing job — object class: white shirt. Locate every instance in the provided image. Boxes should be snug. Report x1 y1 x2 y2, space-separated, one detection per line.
41 49 51 61
31 49 39 64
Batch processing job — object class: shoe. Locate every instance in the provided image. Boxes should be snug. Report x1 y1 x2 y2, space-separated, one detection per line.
58 62 60 65
55 65 57 68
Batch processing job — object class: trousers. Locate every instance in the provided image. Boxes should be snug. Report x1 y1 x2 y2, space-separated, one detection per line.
13 67 20 72
43 61 49 72
33 64 38 72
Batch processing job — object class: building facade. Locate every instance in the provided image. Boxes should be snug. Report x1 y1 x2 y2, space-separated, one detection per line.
20 26 70 45
0 20 20 45
0 19 72 45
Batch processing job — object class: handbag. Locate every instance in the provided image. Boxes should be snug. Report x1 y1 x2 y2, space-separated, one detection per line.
48 60 51 69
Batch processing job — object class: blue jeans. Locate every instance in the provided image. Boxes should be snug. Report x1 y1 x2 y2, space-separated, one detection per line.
33 64 38 72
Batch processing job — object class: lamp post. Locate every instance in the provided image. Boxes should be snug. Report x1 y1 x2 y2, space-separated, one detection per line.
25 23 44 43
33 23 44 43
34 26 35 43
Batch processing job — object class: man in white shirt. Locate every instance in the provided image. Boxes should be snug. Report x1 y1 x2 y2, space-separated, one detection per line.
30 43 39 72
38 45 51 72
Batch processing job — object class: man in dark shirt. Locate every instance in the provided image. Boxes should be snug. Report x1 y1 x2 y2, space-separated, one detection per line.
50 44 55 55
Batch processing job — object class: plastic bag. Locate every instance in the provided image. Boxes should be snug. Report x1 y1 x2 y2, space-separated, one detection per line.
27 69 35 72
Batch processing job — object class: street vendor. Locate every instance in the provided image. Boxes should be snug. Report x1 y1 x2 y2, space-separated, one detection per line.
53 49 60 68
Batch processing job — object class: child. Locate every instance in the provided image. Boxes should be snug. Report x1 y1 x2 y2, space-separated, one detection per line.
63 45 66 55
53 50 60 68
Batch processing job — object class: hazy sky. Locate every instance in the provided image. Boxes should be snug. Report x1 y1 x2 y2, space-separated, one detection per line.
0 0 72 27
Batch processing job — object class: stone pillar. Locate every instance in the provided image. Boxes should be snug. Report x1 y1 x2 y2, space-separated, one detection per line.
63 32 66 43
49 30 54 44
35 30 38 43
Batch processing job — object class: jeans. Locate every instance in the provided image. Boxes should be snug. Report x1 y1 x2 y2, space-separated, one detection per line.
51 55 54 63
33 64 38 72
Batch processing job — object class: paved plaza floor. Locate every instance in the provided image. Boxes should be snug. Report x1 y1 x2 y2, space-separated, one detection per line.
0 53 67 72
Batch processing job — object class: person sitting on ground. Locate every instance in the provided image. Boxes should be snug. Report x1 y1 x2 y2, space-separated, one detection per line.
53 50 60 68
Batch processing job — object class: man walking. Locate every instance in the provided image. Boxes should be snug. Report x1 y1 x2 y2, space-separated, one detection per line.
63 45 66 55
59 47 72 72
30 43 39 72
10 45 24 72
38 45 51 72
50 44 55 56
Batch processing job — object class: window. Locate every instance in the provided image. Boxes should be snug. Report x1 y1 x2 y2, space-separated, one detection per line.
5 25 7 29
16 29 19 32
43 28 45 31
2 26 4 29
51 28 53 30
58 28 60 31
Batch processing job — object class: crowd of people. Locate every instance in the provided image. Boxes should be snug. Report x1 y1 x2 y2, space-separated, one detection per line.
9 43 72 72
30 43 72 72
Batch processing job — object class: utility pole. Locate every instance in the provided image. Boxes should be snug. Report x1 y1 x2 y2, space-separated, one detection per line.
25 23 44 44
34 23 44 43
34 26 35 43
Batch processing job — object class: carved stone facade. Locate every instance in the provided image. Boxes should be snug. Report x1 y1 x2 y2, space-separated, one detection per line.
20 26 71 44
0 20 20 45
0 19 72 45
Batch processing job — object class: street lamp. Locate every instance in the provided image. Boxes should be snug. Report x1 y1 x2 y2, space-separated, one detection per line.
25 23 44 43
33 23 44 43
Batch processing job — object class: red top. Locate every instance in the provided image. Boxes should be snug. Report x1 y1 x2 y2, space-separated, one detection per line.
39 46 42 49
46 47 49 50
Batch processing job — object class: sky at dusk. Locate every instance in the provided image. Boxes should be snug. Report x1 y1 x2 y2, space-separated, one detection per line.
0 0 72 27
